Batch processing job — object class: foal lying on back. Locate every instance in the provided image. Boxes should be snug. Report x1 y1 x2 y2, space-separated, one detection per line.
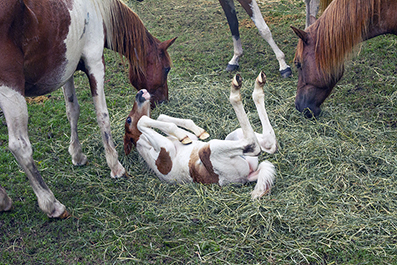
124 72 277 198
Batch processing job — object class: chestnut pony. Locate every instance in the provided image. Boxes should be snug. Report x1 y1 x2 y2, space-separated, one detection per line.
292 0 397 118
0 0 175 218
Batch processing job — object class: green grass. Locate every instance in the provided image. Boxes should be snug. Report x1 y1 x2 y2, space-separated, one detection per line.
1 0 397 264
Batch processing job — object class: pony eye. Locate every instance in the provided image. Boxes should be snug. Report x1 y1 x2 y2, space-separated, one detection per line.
126 117 132 124
294 61 302 69
164 67 171 75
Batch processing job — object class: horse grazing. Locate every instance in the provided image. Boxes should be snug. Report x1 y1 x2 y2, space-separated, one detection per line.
218 0 324 77
291 0 396 118
0 0 175 218
124 72 277 199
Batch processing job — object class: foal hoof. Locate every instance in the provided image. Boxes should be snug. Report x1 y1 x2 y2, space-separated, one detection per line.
199 131 210 140
280 67 292 78
226 64 239 72
181 136 192 145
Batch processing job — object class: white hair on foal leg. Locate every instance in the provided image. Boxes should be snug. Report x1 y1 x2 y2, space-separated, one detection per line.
250 160 276 199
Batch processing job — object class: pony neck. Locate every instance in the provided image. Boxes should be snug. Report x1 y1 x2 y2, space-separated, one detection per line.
101 0 154 76
313 0 383 82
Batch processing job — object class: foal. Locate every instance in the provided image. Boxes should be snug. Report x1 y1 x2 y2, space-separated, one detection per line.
124 72 277 198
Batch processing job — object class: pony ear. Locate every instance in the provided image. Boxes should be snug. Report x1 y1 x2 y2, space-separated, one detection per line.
291 26 309 44
160 37 177 51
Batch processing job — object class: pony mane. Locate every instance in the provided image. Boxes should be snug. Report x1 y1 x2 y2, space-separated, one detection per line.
296 0 381 83
96 0 155 78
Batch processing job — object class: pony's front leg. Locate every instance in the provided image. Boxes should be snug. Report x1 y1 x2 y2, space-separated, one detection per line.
219 0 243 71
0 87 67 218
88 61 125 178
63 77 88 166
156 114 209 140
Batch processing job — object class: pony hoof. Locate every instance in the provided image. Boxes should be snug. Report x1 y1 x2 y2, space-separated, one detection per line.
199 131 210 140
55 210 70 219
181 136 192 145
226 64 239 72
280 67 292 78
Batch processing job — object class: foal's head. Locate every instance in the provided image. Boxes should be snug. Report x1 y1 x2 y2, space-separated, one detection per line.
124 89 151 155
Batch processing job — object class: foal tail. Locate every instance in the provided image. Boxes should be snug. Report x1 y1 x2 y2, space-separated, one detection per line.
250 160 276 199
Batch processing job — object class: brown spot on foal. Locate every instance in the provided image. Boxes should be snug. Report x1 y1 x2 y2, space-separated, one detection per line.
155 148 172 175
189 145 219 184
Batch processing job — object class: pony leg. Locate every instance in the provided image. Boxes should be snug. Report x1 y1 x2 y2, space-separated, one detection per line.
0 87 67 218
249 160 275 199
87 61 125 178
156 114 209 140
237 0 292 78
62 77 88 166
305 0 320 28
219 0 243 71
229 74 261 156
0 185 12 212
252 71 277 154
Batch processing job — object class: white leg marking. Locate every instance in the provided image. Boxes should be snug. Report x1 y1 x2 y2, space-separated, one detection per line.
228 36 243 67
250 0 289 71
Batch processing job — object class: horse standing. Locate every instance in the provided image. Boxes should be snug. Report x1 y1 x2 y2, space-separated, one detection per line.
218 0 322 77
124 72 277 198
0 0 175 218
291 0 396 118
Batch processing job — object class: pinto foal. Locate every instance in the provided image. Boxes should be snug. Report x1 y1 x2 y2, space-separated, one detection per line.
124 72 277 198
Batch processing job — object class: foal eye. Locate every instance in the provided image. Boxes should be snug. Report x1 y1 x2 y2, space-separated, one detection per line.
126 117 132 124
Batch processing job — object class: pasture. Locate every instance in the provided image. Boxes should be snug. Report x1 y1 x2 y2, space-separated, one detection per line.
1 0 397 263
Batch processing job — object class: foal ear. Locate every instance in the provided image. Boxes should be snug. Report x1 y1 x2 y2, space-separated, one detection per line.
160 37 177 51
291 26 309 44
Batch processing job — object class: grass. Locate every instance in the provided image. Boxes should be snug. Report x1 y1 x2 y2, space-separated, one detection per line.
1 0 397 263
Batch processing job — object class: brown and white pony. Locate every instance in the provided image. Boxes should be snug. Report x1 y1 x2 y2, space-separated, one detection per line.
124 73 277 199
291 0 396 118
218 0 324 77
0 0 175 218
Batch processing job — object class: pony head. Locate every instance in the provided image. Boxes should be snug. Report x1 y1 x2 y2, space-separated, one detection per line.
291 26 343 118
129 37 177 108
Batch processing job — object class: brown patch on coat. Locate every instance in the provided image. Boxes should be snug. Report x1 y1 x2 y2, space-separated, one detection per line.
189 144 219 184
155 148 172 175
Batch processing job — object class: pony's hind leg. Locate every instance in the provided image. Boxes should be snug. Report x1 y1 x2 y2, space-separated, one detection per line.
63 77 88 166
0 87 67 218
0 185 12 212
229 74 261 156
252 72 277 154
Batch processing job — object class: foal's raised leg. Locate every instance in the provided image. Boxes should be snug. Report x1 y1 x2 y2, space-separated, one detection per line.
237 0 292 78
252 71 277 154
0 87 67 218
229 74 261 156
63 77 88 166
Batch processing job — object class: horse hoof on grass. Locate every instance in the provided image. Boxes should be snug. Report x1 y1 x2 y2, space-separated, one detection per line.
226 64 239 72
280 67 292 78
